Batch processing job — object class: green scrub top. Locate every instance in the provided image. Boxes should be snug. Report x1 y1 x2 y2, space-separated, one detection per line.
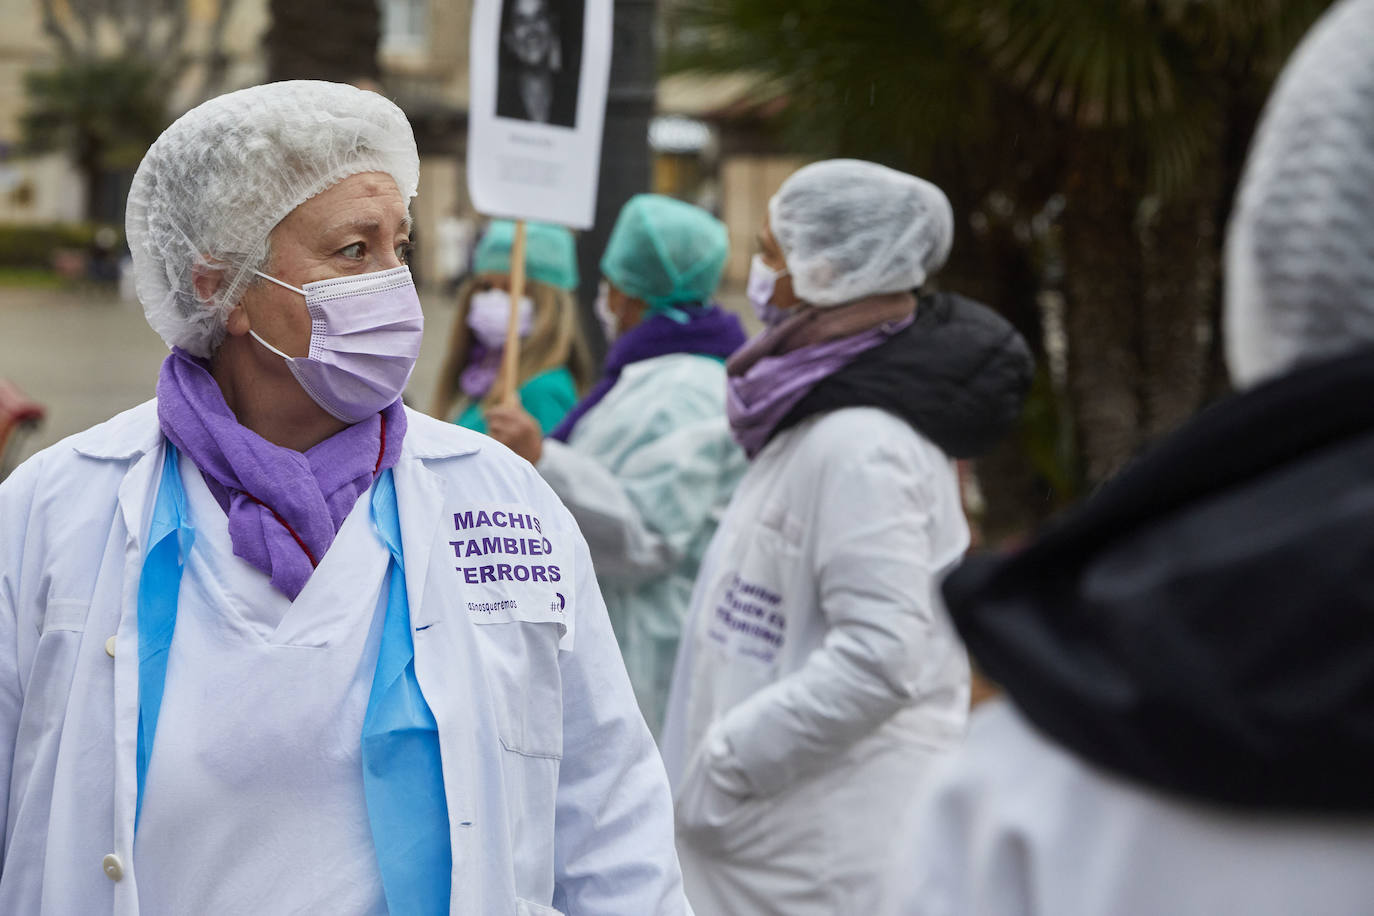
454 366 579 435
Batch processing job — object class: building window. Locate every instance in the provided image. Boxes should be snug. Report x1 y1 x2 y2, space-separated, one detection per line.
381 0 429 55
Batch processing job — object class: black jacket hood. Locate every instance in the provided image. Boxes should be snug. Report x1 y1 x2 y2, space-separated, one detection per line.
774 291 1034 458
945 348 1374 812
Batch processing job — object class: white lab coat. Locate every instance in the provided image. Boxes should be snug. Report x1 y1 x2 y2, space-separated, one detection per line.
885 698 1374 916
0 400 690 916
660 407 971 915
537 353 745 734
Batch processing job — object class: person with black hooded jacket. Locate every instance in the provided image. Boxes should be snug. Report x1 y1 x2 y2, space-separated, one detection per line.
884 2 1374 914
659 159 1033 915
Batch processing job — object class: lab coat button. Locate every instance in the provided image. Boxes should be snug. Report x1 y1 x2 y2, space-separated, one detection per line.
102 853 123 881
104 636 116 658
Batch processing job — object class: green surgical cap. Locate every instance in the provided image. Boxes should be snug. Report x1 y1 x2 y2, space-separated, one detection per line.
472 220 579 291
600 194 728 311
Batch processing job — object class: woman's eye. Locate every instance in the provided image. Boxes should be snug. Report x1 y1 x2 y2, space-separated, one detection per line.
339 243 364 259
397 242 415 264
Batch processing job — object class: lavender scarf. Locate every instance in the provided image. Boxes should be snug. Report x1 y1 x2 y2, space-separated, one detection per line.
156 348 406 600
726 295 916 459
550 304 746 442
459 342 501 400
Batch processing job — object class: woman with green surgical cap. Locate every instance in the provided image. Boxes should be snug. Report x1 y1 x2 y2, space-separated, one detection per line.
488 194 748 734
431 219 594 433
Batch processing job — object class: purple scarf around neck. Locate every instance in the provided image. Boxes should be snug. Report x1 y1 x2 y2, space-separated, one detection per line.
156 347 407 600
459 342 501 401
549 304 746 442
726 300 915 459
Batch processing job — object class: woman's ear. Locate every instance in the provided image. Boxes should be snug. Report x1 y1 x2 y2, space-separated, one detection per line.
191 262 223 303
224 301 251 337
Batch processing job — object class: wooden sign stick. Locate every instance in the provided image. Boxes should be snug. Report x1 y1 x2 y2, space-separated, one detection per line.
497 219 529 407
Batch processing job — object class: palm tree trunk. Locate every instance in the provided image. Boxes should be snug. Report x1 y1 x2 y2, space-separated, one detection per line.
1059 132 1148 485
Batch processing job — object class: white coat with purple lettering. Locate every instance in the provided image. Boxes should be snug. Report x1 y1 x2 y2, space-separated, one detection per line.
0 401 690 916
659 406 971 915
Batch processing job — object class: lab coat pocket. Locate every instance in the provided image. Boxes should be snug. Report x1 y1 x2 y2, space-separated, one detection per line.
19 600 90 747
472 619 565 759
515 898 564 916
674 752 763 857
40 597 89 634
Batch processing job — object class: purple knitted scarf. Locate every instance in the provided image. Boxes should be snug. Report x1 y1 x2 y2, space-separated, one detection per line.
726 296 915 459
156 347 406 599
550 304 746 442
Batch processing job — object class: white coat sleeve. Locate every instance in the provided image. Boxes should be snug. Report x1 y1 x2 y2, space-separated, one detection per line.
536 407 739 585
0 456 41 869
549 506 694 915
708 439 963 798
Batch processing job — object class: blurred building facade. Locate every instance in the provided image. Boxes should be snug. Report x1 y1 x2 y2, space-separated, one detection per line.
0 0 790 290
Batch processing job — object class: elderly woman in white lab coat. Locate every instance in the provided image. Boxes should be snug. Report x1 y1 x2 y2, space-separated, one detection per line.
885 3 1374 914
659 160 1033 915
0 81 688 915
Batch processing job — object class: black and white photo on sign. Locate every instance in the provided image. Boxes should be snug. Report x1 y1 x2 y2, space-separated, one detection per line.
468 0 611 228
497 0 584 128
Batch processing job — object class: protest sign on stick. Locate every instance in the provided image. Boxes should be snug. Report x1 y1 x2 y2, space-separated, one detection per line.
468 0 612 404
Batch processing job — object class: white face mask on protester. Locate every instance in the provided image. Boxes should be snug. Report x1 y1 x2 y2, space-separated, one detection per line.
249 265 424 424
467 288 535 350
594 281 619 342
746 253 792 326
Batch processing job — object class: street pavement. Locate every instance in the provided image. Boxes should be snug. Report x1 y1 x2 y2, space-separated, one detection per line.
0 280 754 470
0 283 461 468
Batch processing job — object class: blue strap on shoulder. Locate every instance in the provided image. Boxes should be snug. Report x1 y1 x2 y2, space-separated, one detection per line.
136 443 193 827
364 469 453 915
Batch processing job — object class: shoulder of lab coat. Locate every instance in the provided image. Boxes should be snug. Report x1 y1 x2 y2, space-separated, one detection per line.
884 698 1374 916
537 353 743 585
711 407 968 798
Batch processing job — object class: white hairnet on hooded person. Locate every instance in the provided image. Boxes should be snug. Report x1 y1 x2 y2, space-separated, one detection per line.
1225 0 1374 388
768 159 953 307
126 80 419 358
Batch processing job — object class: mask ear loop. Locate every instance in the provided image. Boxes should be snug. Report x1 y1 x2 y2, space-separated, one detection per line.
253 270 307 297
249 270 308 359
249 329 294 361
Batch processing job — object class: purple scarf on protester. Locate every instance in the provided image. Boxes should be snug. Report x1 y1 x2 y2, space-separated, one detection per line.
156 347 407 600
726 295 916 459
550 304 746 442
459 341 501 400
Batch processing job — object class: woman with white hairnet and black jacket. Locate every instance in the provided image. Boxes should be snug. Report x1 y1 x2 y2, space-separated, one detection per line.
885 2 1374 914
660 159 1033 915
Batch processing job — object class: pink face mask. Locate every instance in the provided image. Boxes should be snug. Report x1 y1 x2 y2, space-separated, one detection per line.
249 265 425 424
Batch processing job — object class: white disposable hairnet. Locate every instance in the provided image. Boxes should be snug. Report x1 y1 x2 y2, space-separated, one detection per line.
1225 0 1374 388
126 80 419 357
769 159 953 307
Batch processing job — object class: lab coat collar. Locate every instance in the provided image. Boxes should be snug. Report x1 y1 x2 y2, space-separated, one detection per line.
72 399 162 462
71 401 486 463
392 407 483 628
74 402 483 563
400 406 484 461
